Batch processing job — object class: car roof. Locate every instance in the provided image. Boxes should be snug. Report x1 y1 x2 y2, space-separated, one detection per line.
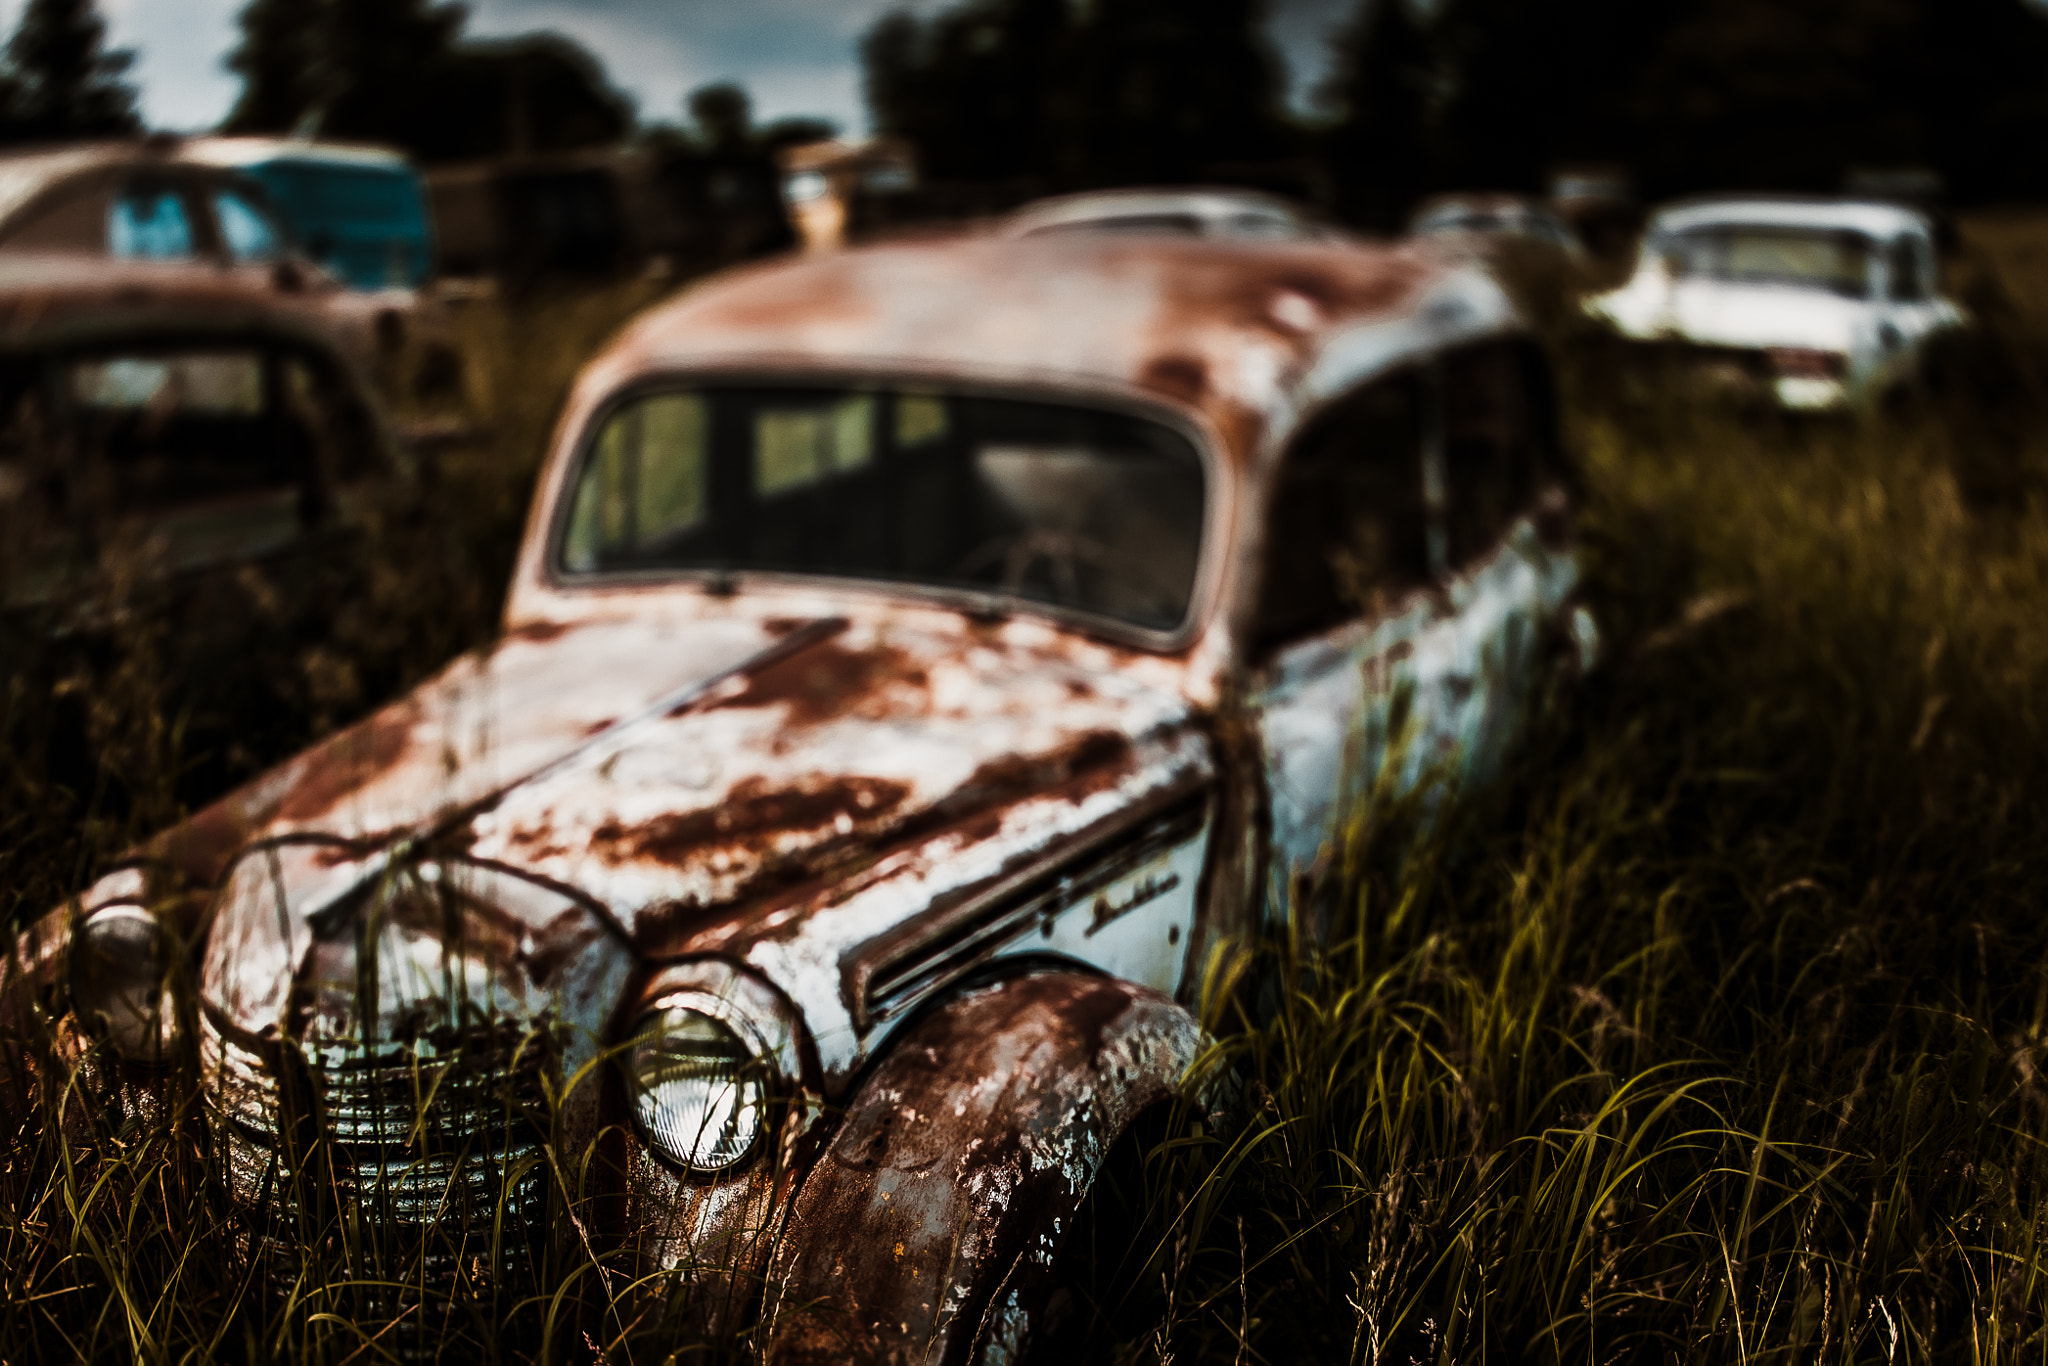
180 136 416 173
570 231 1518 473
999 187 1320 239
0 142 136 224
1652 196 1931 240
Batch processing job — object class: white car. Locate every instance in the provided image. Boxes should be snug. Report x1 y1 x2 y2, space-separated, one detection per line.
1586 197 1964 410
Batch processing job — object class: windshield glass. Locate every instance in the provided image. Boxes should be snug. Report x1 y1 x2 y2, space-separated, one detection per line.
1665 227 1874 298
557 384 1207 633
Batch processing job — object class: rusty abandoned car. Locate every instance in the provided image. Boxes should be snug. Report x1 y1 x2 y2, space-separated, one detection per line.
0 253 404 613
4 229 1592 1360
0 139 458 402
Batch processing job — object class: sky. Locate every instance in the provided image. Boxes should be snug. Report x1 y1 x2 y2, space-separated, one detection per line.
10 0 1362 136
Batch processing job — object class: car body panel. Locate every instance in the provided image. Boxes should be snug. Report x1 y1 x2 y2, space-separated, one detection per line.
761 971 1204 1366
11 230 1583 1357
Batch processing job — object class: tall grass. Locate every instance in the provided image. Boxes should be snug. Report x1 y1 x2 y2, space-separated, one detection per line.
1045 369 2048 1361
11 236 2048 1360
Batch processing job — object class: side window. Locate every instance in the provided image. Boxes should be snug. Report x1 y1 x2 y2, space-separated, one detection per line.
562 392 711 572
212 187 283 263
109 187 195 260
1251 370 1429 657
1441 342 1542 567
1889 236 1929 302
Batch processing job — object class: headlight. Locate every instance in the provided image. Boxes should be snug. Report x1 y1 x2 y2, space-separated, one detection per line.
629 1004 770 1171
71 906 178 1062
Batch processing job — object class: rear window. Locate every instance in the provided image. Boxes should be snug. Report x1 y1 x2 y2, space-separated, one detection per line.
558 383 1207 634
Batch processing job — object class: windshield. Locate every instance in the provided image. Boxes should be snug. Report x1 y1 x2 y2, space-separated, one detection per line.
557 384 1207 633
1664 227 1874 298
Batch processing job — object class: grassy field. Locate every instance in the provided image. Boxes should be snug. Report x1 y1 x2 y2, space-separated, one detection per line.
8 225 2048 1360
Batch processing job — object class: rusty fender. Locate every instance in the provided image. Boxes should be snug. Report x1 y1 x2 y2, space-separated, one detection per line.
762 970 1201 1365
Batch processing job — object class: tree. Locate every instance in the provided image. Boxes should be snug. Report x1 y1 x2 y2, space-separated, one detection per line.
863 0 1070 183
312 0 466 147
688 83 751 153
407 34 633 160
3 0 138 141
1065 0 1287 185
862 0 1288 190
1322 0 1435 228
222 0 318 134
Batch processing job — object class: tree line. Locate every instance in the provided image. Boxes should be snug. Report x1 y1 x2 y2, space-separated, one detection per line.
867 0 2048 221
3 0 2048 216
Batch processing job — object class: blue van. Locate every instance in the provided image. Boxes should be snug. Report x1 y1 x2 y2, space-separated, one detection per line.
184 137 434 291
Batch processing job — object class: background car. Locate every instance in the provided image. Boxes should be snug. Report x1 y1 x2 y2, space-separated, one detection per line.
7 229 1590 1361
1411 192 1584 256
1585 196 1966 409
0 253 404 609
0 139 457 405
998 186 1335 241
180 136 435 292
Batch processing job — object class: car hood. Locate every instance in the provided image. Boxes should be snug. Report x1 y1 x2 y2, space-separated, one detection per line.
159 607 1201 949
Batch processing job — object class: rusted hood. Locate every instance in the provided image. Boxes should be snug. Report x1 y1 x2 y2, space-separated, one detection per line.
157 608 1204 955
460 616 1202 947
152 611 820 887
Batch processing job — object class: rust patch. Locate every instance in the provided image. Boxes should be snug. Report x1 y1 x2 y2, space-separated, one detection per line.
276 700 422 823
507 620 572 644
760 616 815 637
701 640 924 728
152 799 255 888
953 729 1133 808
1139 354 1208 404
641 733 1162 960
589 775 913 864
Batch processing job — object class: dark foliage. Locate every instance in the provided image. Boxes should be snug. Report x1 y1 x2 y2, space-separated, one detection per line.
221 0 630 161
222 0 318 135
863 0 1293 191
0 0 138 143
1320 0 1433 230
1322 0 2048 211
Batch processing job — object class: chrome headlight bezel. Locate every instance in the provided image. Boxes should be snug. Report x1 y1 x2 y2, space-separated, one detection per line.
625 960 803 1175
71 903 181 1063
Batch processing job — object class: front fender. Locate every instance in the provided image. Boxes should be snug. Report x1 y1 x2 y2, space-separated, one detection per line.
762 969 1202 1365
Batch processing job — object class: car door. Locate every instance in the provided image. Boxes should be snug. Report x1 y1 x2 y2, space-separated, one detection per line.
1405 341 1579 797
1247 340 1578 930
1245 364 1438 921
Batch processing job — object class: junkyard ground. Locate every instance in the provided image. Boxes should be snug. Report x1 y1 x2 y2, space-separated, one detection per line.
9 221 2048 1361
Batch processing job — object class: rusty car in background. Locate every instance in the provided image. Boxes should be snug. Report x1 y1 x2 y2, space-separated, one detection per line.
1584 196 1966 410
0 252 417 811
0 253 406 612
0 139 459 404
6 227 1592 1360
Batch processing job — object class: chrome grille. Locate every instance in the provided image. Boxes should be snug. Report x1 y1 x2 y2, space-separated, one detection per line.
316 1021 552 1237
204 1014 555 1347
